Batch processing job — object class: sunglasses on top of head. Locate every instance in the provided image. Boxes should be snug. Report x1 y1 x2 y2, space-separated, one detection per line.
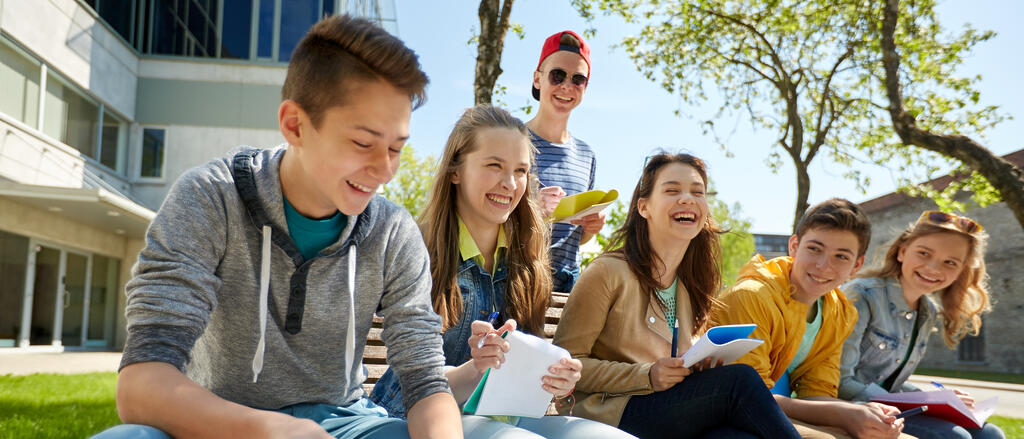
543 68 589 87
917 210 983 234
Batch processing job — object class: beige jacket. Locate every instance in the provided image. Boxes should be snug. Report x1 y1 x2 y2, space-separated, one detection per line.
552 254 697 427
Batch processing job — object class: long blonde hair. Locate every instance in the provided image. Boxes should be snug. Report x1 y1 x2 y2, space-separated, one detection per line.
861 219 991 348
419 104 551 335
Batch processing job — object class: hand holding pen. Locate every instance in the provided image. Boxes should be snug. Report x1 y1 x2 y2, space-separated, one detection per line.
469 316 516 374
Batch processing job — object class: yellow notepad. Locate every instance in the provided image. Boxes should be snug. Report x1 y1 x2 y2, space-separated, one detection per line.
549 189 618 224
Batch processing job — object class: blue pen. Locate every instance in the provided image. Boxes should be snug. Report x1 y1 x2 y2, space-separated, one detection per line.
477 311 500 349
895 406 928 419
671 319 679 357
931 381 945 389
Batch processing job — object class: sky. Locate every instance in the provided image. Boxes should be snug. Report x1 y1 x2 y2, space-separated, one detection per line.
392 0 1023 234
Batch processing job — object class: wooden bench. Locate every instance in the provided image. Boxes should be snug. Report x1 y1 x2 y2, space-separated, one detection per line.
361 292 570 395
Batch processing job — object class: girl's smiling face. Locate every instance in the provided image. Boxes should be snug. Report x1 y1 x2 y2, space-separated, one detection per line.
452 127 532 230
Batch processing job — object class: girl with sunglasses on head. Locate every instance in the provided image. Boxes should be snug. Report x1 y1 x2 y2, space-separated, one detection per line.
838 211 1003 439
526 30 605 294
553 152 801 439
369 105 635 439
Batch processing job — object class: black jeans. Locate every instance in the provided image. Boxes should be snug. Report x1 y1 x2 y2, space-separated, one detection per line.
618 364 799 439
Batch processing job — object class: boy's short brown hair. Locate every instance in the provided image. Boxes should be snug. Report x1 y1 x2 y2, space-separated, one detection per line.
795 198 872 257
282 14 428 128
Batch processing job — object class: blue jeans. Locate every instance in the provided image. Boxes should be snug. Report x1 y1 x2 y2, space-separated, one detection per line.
90 398 409 438
618 364 800 439
463 414 636 438
552 266 580 293
903 415 1005 439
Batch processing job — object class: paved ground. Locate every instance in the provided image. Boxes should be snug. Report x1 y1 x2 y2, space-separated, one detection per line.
3 352 1023 419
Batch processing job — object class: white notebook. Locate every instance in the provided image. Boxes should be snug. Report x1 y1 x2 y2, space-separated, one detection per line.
681 324 764 368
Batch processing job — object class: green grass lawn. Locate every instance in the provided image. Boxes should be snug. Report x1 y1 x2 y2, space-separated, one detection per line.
0 372 119 439
1 372 1022 437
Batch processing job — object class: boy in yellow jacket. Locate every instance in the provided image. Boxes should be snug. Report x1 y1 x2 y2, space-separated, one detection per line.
714 198 906 439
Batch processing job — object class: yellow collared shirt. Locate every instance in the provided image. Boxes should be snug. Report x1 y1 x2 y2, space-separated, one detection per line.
458 216 507 276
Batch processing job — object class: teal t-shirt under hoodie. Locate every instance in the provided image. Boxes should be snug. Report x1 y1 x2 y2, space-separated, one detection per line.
283 197 347 261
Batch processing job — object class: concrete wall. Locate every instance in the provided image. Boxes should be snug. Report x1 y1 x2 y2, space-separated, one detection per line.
0 0 139 118
863 197 1024 374
1 115 132 194
130 125 282 210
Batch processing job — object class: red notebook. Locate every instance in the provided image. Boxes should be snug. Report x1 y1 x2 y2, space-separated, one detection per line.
870 390 997 429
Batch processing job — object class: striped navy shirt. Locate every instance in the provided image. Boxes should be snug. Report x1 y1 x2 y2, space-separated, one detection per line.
530 129 596 272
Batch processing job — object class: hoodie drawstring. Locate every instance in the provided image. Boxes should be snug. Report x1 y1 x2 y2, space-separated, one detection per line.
252 225 272 382
345 243 360 384
250 229 360 385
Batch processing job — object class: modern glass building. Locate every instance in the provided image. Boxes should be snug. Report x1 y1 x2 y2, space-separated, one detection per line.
0 0 397 351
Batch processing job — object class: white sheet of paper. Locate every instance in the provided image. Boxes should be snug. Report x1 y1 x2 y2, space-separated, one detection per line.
473 330 570 418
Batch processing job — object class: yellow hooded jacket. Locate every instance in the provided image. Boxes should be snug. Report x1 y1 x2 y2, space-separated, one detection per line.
712 255 857 398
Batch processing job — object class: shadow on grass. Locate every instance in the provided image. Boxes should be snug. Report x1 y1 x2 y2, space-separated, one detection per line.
0 372 120 438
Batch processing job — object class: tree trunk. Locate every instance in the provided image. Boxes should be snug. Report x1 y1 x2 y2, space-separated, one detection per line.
882 0 1024 232
474 0 514 105
793 163 811 233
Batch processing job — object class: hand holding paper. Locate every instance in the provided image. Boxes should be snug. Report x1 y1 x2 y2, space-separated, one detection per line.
463 330 571 418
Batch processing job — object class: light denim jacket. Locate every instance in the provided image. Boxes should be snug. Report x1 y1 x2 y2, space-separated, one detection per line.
838 277 939 401
370 256 508 417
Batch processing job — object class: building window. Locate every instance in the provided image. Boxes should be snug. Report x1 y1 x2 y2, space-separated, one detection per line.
0 39 41 128
278 0 321 62
958 323 985 362
140 127 166 178
101 111 129 174
43 76 101 160
220 0 253 59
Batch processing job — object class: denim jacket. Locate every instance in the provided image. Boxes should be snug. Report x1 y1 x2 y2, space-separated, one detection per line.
838 277 939 402
370 256 508 417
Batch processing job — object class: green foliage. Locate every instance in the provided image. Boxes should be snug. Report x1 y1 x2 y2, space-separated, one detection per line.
0 372 120 438
711 196 754 289
581 200 627 267
381 146 438 219
571 0 1007 218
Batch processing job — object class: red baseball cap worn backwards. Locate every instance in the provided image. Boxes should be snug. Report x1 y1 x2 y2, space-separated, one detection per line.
532 30 591 101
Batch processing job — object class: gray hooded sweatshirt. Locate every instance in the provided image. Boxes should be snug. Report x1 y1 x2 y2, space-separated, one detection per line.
121 146 449 412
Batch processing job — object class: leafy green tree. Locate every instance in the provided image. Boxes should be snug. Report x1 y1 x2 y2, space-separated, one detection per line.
381 146 437 219
571 0 1010 230
876 0 1024 231
711 197 754 289
580 201 626 268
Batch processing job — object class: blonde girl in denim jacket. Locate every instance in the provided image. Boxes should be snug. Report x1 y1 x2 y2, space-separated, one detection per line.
839 211 1003 439
369 104 634 439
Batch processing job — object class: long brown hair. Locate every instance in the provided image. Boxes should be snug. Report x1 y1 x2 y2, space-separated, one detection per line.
419 105 551 335
608 152 723 335
860 218 991 348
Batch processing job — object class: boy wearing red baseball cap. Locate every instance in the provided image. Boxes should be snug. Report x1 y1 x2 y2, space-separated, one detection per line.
527 30 604 293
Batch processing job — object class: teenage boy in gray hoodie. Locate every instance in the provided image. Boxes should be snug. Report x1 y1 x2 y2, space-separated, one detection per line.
92 15 462 439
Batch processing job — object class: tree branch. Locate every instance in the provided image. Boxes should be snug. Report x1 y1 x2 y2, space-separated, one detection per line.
882 0 1024 231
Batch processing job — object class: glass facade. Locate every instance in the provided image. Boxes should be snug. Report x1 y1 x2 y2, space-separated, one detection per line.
140 127 166 178
84 0 395 62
